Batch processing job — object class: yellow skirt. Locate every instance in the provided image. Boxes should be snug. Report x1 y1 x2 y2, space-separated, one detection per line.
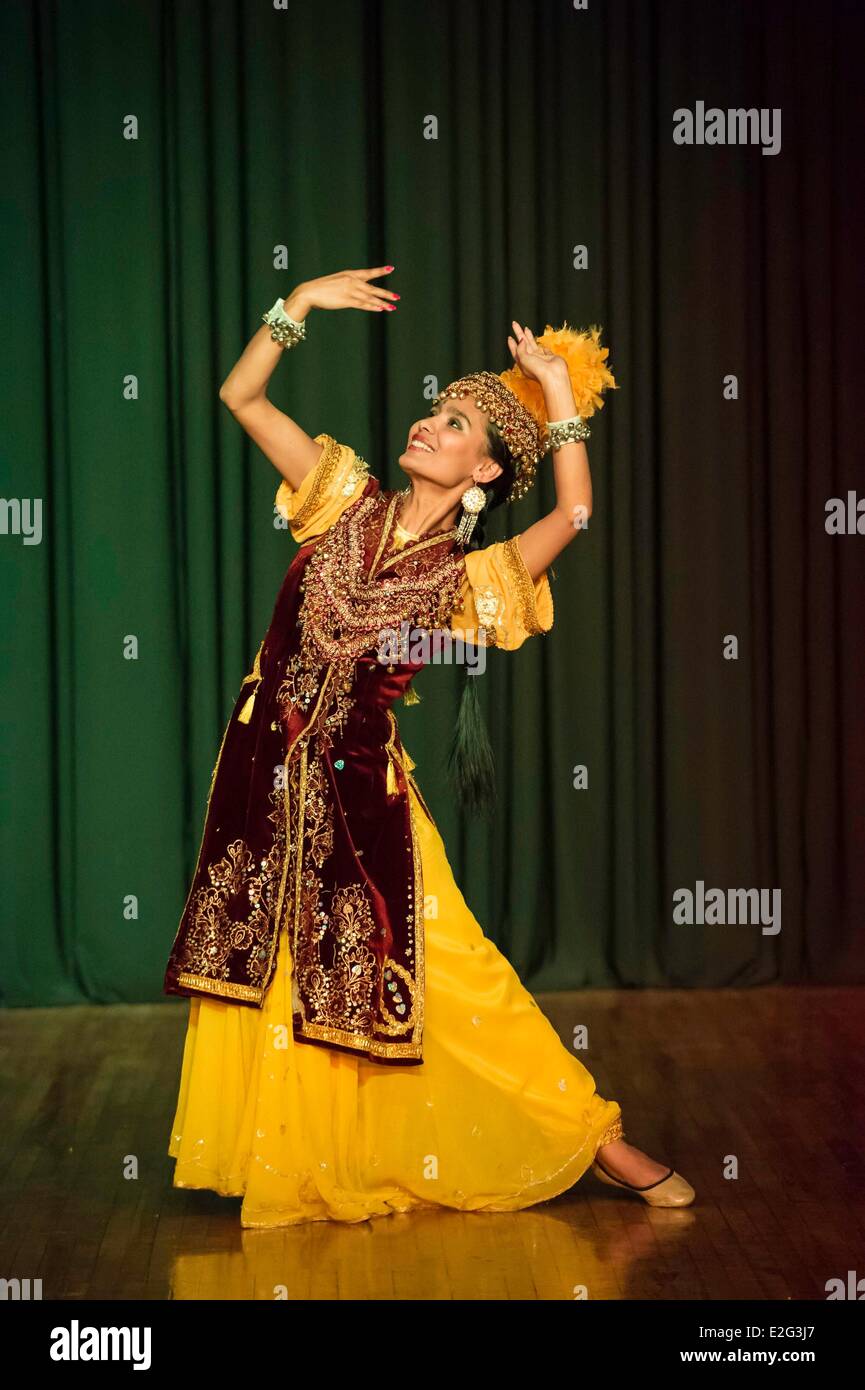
168 777 622 1227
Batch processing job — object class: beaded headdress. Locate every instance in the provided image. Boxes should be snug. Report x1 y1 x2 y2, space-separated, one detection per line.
433 323 617 503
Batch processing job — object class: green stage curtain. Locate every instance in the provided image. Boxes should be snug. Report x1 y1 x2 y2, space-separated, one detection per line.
1 0 864 1006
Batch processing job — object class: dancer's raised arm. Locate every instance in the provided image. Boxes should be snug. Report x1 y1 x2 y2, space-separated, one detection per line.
506 322 595 583
218 267 398 490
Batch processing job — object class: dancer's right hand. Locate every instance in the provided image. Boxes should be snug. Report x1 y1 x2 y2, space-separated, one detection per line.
285 267 399 317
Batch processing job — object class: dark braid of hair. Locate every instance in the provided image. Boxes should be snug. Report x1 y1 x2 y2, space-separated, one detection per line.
447 423 517 817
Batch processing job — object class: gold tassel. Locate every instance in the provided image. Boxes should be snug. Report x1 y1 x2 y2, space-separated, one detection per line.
403 682 421 706
237 689 257 724
386 752 399 795
385 707 416 792
237 641 264 724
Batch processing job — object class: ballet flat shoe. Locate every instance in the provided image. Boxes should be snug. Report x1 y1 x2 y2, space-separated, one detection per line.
591 1158 696 1207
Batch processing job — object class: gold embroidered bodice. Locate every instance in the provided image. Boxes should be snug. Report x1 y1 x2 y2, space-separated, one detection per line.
274 433 555 653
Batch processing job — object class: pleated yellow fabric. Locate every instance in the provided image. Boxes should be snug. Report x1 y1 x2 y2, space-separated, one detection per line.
168 775 622 1228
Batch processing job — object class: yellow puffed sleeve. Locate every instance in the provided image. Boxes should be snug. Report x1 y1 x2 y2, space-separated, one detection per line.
447 536 554 651
274 433 372 543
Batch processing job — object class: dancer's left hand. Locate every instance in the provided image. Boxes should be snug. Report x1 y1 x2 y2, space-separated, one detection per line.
507 321 568 385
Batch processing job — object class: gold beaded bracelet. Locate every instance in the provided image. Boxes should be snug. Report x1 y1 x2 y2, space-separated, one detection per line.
545 414 591 451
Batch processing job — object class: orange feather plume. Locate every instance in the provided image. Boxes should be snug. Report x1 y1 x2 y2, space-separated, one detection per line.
498 322 617 433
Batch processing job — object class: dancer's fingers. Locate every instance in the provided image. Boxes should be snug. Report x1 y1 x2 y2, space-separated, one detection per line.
367 283 400 303
347 283 395 312
354 266 395 281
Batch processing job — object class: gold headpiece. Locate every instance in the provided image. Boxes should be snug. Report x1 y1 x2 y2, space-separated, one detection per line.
434 323 617 503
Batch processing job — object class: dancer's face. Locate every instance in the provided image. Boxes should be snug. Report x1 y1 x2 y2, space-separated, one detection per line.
398 396 504 489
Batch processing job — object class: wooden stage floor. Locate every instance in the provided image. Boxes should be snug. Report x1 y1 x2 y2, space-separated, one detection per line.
1 986 862 1301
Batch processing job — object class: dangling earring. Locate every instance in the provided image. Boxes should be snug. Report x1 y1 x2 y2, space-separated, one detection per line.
455 484 487 545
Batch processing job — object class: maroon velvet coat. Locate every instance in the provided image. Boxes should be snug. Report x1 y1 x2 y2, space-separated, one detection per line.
163 474 468 1065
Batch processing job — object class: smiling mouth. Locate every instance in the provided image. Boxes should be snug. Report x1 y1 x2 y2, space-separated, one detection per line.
408 439 435 453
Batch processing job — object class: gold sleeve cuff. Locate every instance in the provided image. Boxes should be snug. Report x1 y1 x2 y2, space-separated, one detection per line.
275 434 370 540
500 535 554 637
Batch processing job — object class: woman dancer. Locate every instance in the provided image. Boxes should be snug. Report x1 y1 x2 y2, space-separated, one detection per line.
164 265 695 1226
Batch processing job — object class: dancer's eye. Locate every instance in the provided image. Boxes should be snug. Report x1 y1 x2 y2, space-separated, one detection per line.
429 404 463 429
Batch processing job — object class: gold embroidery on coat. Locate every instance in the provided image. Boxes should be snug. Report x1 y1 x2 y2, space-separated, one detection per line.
301 745 333 869
276 489 464 784
296 881 379 1034
407 786 426 1041
169 709 235 974
276 654 320 718
378 958 416 1034
175 973 262 1002
175 782 287 990
285 712 425 1060
289 740 378 1036
296 491 466 697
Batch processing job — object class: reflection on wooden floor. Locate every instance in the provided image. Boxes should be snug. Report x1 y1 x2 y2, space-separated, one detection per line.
0 986 862 1300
